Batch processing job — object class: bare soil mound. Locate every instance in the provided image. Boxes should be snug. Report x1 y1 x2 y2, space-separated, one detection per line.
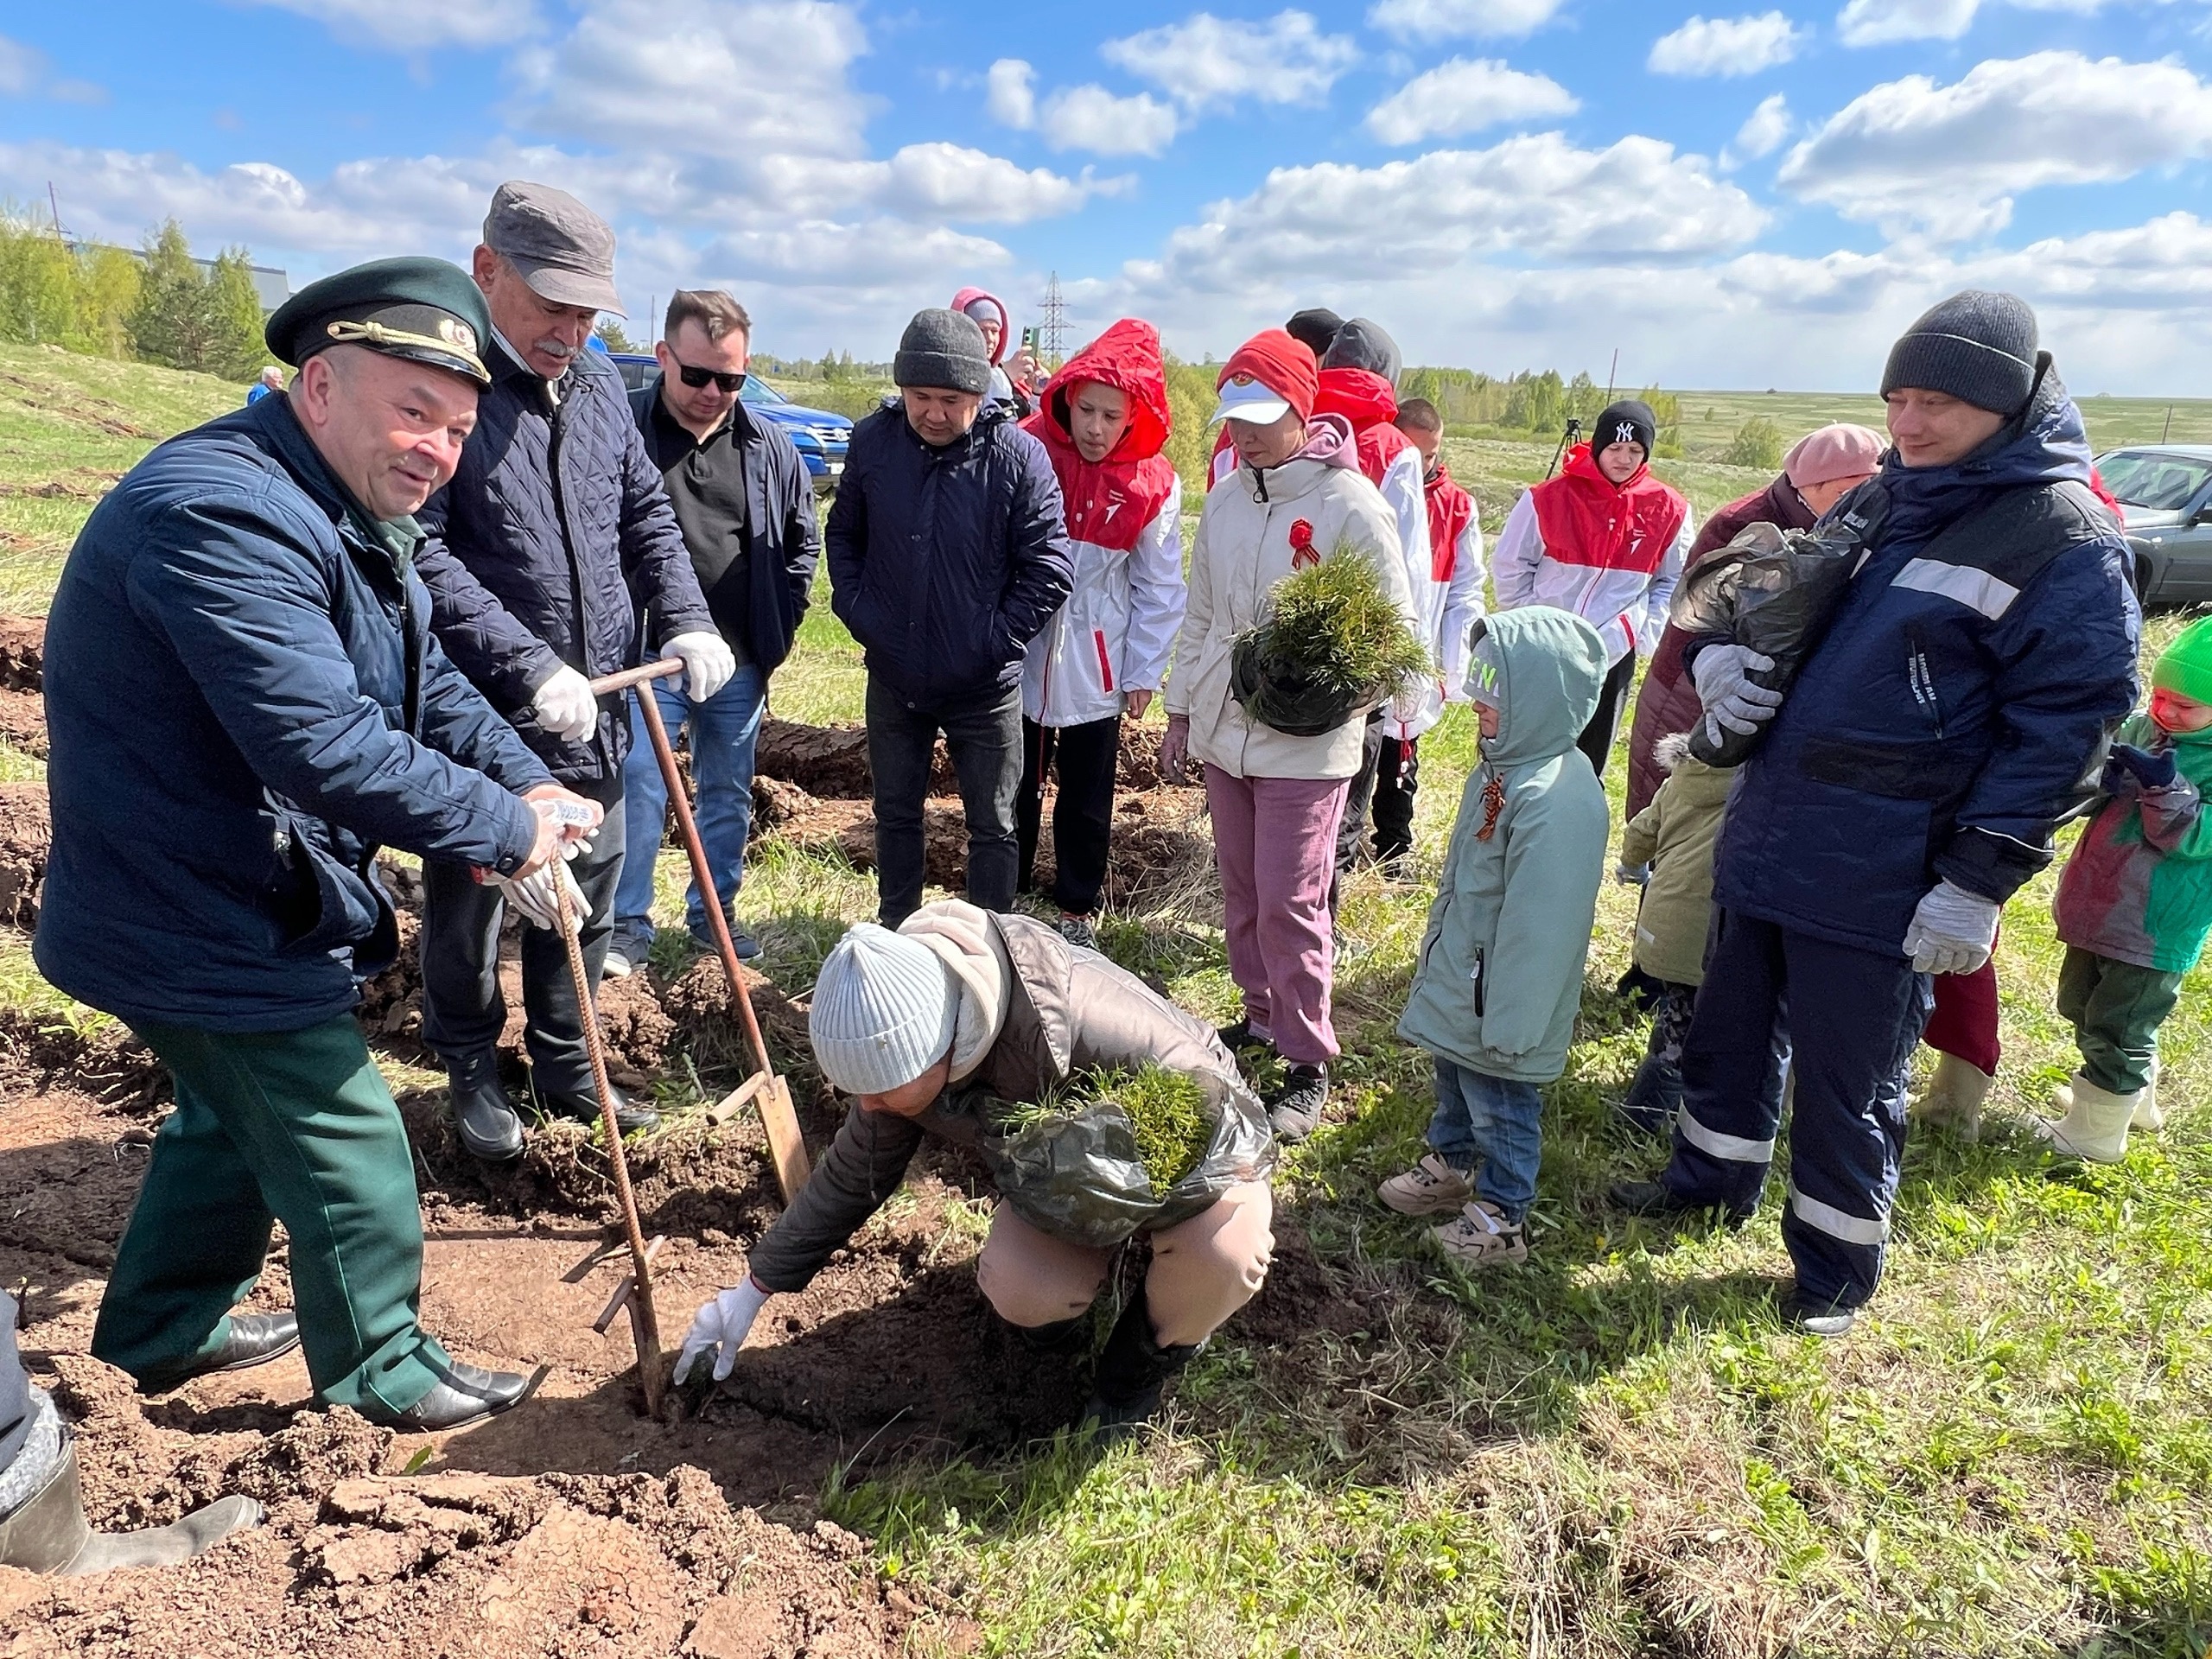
0 690 44 760
0 781 49 929
0 613 42 693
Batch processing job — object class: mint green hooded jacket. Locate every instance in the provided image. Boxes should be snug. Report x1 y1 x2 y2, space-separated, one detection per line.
1398 607 1611 1084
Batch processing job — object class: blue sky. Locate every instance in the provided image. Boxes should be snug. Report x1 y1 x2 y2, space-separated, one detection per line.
8 1 2212 391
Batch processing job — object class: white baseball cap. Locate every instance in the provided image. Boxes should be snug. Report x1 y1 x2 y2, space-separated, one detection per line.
1209 373 1293 427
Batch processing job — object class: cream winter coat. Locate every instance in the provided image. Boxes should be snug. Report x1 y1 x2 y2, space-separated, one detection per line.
1166 416 1421 780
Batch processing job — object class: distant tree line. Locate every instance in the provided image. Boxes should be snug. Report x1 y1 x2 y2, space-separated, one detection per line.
0 209 269 383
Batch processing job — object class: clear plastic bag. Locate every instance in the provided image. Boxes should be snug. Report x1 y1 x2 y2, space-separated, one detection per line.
1670 485 1888 767
972 1070 1277 1249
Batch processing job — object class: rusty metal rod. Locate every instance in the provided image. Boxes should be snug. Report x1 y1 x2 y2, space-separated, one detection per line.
553 874 665 1417
591 658 811 1203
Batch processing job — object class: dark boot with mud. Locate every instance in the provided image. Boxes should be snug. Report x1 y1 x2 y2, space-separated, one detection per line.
1080 1289 1198 1445
0 1423 261 1574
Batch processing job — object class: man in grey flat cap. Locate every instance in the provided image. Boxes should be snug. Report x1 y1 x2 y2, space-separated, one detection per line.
826 308 1071 927
416 180 735 1162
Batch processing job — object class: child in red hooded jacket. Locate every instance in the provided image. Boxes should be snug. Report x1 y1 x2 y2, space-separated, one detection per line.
1016 320 1185 947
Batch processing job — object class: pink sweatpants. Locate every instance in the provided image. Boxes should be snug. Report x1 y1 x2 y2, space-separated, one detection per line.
1204 766 1350 1067
976 1182 1275 1347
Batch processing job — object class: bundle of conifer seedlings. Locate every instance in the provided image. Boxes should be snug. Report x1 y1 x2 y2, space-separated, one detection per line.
1230 545 1431 735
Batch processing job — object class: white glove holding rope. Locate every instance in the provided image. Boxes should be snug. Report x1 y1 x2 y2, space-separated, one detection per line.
1691 645 1784 748
531 665 601 743
667 631 737 702
1902 880 2000 976
674 1275 771 1384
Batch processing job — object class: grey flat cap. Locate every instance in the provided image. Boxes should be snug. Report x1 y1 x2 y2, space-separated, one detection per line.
482 180 623 315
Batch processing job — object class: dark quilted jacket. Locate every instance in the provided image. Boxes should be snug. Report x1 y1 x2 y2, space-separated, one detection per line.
416 343 715 785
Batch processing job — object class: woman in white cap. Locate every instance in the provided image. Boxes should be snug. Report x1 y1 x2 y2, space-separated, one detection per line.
673 900 1275 1437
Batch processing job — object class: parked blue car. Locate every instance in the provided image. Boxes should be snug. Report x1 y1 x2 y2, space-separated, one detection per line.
604 352 850 493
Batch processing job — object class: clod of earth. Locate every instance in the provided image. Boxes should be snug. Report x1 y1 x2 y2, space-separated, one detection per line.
0 780 49 927
0 613 43 693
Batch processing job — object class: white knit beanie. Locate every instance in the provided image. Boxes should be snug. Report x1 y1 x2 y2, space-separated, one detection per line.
809 924 957 1096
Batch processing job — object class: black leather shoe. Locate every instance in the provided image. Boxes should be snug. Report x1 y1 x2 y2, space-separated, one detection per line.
1606 1179 1754 1230
447 1051 524 1163
387 1359 531 1432
137 1310 300 1393
1216 1018 1274 1055
540 1081 659 1135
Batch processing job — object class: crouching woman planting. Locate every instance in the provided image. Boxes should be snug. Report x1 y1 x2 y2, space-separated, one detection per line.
674 900 1275 1438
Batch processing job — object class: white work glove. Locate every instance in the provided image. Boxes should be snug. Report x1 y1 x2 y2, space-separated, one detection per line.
486 857 591 932
674 1275 771 1384
531 665 600 743
1902 880 2001 976
1690 645 1784 748
667 631 737 702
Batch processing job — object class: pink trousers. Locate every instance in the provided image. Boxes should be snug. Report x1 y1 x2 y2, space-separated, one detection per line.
1203 766 1350 1067
975 1182 1275 1348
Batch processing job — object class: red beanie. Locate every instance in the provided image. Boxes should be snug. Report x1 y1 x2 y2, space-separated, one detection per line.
1215 328 1318 425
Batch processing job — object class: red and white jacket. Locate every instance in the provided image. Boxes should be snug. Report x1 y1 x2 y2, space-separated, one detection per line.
1310 368 1441 739
1020 320 1185 728
1423 460 1488 704
1491 445 1694 668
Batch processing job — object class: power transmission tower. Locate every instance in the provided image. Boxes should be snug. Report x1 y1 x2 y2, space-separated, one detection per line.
1037 271 1070 367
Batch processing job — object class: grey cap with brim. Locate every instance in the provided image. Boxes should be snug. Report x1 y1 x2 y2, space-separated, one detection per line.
483 180 624 315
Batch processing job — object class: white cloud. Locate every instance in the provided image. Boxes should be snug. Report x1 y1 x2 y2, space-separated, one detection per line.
1721 92 1793 167
1366 0 1571 41
230 0 538 50
509 0 873 161
1780 51 2212 239
986 58 1035 129
1039 86 1182 157
0 32 105 103
1133 131 1765 299
1835 0 1980 44
1649 13 1808 77
1101 10 1359 112
1364 58 1579 145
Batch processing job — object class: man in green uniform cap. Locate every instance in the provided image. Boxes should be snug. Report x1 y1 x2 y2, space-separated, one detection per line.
36 256 603 1431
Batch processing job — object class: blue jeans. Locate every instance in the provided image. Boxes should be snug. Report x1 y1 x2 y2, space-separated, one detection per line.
612 665 766 941
1426 1058 1543 1222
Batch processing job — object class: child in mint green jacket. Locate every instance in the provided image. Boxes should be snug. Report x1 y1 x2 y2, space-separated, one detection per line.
1386 607 1610 1268
2037 614 2212 1162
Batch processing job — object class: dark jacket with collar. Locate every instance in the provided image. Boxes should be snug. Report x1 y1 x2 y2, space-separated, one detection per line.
825 400 1073 709
36 395 552 1033
1702 366 2141 956
629 375 819 672
416 341 715 785
747 910 1262 1291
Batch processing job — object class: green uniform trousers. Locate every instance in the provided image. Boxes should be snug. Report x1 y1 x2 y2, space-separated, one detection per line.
2057 945 2184 1096
91 1014 451 1418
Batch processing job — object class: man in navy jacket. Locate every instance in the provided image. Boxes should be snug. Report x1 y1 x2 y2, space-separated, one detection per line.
1613 292 2140 1334
39 257 599 1431
827 308 1072 925
414 182 730 1160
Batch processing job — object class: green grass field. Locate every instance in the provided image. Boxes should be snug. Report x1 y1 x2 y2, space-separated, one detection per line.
8 347 2212 1656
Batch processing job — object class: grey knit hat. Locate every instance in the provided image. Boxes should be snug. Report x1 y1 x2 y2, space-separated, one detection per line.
809 924 956 1096
893 308 992 396
1880 289 2039 416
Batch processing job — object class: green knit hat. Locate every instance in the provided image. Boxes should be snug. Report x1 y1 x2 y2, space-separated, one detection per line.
2152 616 2212 706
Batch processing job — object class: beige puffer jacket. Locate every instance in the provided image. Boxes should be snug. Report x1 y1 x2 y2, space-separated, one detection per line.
1166 416 1420 780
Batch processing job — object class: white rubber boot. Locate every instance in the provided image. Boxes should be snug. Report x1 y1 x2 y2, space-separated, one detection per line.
2134 1058 2163 1133
2032 1072 2138 1164
1910 1053 1993 1143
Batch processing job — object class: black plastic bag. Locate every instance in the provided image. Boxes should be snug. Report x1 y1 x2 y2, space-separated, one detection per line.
1230 634 1361 737
1671 484 1887 767
969 1070 1277 1250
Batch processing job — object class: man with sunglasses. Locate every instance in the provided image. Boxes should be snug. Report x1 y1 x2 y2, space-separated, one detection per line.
605 289 821 975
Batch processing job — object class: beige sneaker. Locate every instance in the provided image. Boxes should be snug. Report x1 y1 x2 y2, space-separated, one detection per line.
1433 1200 1529 1269
1379 1154 1476 1217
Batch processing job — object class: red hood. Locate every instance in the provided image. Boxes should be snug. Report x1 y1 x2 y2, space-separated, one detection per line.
949 286 1010 365
1313 366 1398 434
1028 318 1171 466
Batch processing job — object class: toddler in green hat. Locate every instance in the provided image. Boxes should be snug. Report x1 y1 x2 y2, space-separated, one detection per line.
2040 616 2212 1160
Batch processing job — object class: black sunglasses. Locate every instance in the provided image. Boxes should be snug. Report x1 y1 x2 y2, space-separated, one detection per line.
673 361 746 394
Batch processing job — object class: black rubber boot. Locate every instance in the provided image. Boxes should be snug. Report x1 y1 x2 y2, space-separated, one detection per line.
537 1079 660 1136
446 1050 524 1163
1005 1314 1089 1357
0 1438 261 1574
1080 1291 1199 1445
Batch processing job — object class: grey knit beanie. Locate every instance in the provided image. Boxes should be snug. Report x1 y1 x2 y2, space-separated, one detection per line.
1880 289 2039 416
809 924 956 1096
893 308 992 396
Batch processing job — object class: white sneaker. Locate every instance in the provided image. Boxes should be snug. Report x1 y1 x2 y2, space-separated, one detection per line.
1379 1154 1476 1217
1432 1200 1529 1269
